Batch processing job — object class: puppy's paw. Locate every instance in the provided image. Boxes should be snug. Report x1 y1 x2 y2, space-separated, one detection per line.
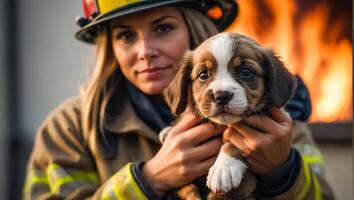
159 126 172 143
207 152 247 193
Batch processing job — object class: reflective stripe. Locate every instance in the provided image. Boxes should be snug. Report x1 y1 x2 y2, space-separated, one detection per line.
111 175 124 199
102 163 148 200
295 144 324 175
97 0 142 14
313 175 322 200
24 163 100 196
102 181 120 200
126 163 148 200
46 163 100 194
296 157 311 200
24 170 49 193
295 146 324 200
295 144 323 165
50 171 100 194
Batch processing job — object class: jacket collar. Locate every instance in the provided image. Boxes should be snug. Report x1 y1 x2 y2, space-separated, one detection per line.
103 87 160 144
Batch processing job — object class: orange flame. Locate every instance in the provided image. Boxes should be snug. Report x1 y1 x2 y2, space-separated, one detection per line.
227 0 352 122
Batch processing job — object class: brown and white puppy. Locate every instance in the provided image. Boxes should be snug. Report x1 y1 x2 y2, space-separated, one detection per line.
162 32 296 198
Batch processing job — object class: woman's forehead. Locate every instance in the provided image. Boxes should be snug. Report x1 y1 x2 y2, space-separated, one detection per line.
110 6 183 27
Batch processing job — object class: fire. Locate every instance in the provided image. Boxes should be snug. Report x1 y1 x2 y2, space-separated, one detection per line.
227 0 352 122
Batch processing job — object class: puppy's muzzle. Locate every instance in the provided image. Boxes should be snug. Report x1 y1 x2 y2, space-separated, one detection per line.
214 91 234 106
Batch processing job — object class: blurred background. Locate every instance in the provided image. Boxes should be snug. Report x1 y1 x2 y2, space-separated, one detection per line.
0 0 352 199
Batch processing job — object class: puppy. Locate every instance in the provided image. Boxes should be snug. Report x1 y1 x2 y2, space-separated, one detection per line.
162 32 296 199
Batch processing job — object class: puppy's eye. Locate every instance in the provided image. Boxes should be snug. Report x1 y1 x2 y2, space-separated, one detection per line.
198 70 209 81
237 67 255 80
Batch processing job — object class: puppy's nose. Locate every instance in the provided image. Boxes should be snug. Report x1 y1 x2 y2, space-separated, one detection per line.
214 91 233 105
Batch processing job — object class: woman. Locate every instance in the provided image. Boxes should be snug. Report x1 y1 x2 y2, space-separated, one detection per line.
23 0 334 199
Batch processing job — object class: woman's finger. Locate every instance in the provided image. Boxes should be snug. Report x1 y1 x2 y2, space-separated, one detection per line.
271 108 292 124
223 128 249 155
189 137 223 161
171 112 200 134
193 156 218 178
242 115 278 134
230 122 261 140
185 123 225 145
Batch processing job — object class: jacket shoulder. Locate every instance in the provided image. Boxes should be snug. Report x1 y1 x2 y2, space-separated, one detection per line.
38 96 83 131
33 96 86 156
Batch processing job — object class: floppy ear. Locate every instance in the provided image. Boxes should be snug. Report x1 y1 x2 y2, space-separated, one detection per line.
262 48 297 108
164 51 193 115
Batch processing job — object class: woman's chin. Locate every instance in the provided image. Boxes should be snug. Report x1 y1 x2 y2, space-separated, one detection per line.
138 81 169 95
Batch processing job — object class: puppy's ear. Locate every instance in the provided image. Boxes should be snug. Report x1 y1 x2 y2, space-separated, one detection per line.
262 48 297 108
164 50 193 115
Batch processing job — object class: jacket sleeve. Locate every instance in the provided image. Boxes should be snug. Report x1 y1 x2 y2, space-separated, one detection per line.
22 97 150 200
270 121 335 200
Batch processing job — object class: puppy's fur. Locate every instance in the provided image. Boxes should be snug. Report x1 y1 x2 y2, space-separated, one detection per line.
162 33 296 199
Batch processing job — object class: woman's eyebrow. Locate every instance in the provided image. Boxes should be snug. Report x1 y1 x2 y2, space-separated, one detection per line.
151 16 178 25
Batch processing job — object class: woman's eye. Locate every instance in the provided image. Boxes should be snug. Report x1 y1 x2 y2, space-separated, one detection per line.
116 31 135 42
198 70 209 81
156 24 173 34
237 67 255 80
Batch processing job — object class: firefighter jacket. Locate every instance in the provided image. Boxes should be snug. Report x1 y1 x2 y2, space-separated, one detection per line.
23 90 335 200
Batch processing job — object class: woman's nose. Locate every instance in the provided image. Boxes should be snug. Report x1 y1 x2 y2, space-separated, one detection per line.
137 39 159 61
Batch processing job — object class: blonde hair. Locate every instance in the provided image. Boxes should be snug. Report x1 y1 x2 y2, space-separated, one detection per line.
80 7 219 154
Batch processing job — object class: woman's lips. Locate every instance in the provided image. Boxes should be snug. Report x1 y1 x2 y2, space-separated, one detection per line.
137 66 172 79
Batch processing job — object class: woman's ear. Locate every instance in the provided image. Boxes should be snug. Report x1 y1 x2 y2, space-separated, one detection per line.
164 50 193 115
262 48 297 108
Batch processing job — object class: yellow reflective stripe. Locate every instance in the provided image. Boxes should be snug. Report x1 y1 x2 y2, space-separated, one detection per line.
46 162 61 190
97 0 142 14
24 170 49 192
46 163 99 194
102 187 111 199
102 189 110 199
51 176 74 193
296 158 311 200
111 176 124 200
102 181 120 200
103 163 148 200
295 144 324 165
313 174 322 200
102 170 125 200
126 163 148 200
303 147 323 165
51 171 100 194
302 156 323 165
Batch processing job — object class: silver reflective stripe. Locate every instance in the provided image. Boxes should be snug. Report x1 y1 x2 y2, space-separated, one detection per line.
25 164 100 198
103 181 119 200
102 163 148 200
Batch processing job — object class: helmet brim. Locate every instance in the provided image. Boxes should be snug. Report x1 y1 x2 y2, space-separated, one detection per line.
76 0 238 43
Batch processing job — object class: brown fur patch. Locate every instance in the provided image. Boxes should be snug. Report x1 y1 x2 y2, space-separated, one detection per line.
191 50 217 80
189 51 217 116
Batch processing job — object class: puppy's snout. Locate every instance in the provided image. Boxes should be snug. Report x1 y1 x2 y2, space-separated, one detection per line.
214 91 233 106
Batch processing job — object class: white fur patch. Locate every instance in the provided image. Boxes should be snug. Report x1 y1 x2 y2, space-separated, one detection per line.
207 144 247 193
208 33 234 69
205 33 248 124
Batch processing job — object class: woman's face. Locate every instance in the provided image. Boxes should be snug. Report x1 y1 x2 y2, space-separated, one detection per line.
111 7 190 95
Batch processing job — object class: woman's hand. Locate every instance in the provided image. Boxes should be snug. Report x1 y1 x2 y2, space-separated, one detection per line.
143 113 225 196
224 108 293 175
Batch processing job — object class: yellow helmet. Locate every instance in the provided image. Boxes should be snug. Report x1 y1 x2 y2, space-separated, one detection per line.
76 0 238 43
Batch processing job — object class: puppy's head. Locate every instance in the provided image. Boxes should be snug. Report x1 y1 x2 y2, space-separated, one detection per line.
164 33 296 125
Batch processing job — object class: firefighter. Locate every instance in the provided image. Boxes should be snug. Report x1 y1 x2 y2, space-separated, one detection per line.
23 0 334 199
